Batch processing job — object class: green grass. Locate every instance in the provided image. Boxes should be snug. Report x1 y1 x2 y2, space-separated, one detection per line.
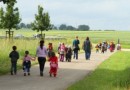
67 51 130 90
1 29 130 48
0 39 39 75
0 38 67 75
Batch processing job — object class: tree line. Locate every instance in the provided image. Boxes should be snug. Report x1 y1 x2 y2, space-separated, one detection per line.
17 23 90 31
57 24 90 31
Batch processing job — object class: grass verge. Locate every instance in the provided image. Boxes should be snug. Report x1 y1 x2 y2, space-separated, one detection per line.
67 51 130 90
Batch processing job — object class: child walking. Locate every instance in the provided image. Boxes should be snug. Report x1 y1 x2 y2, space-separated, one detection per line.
23 51 35 76
9 46 19 75
66 46 72 62
49 52 58 77
59 43 65 62
47 43 53 58
95 44 99 53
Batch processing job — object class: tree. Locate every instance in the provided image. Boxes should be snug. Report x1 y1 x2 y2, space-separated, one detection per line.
78 25 90 31
32 5 51 39
59 24 67 30
0 0 11 4
26 24 32 29
19 23 26 28
0 0 21 38
66 25 76 30
0 8 4 28
51 24 57 30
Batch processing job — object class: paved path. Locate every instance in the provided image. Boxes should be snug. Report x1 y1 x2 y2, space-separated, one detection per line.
121 49 130 51
0 51 114 90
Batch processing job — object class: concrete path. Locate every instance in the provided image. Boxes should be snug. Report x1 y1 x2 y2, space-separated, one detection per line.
0 51 114 90
121 49 130 51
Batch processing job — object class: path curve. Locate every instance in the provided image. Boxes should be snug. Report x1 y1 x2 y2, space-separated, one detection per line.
0 51 114 90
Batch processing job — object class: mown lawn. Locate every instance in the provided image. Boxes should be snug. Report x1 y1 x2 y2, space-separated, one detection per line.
67 51 130 90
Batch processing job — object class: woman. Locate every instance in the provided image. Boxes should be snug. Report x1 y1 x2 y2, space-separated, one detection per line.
36 40 47 76
82 37 92 60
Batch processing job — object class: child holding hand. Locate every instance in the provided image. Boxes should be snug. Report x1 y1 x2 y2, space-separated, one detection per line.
23 50 35 76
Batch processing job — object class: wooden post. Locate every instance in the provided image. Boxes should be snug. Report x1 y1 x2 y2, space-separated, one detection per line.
6 31 14 39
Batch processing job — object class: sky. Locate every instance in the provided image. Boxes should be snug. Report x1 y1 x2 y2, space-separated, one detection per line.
0 0 130 30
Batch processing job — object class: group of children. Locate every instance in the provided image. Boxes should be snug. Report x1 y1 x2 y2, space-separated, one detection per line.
95 41 121 53
58 43 73 62
9 44 58 77
95 41 108 53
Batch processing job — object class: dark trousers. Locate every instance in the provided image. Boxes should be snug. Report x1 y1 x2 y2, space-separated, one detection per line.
11 61 17 74
23 61 31 73
38 57 46 73
66 53 72 62
73 50 78 59
85 51 91 60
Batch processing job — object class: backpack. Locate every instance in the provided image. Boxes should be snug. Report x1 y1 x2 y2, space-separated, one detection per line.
50 62 57 68
83 40 91 51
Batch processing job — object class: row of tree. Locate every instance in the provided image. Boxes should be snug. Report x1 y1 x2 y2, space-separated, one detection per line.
18 23 90 31
57 24 90 31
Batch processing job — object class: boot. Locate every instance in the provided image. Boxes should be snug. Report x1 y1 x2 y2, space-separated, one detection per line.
11 71 13 75
28 73 30 76
54 74 56 77
50 73 52 77
24 73 26 76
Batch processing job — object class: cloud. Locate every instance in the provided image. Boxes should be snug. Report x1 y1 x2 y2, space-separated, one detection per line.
0 0 130 30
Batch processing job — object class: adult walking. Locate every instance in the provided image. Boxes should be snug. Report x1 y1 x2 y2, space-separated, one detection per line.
73 36 80 60
82 37 92 60
36 40 47 76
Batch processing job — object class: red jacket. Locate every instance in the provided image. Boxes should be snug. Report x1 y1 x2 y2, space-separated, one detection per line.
49 56 58 68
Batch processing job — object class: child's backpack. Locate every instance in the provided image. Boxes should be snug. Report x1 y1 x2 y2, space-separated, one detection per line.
50 62 57 68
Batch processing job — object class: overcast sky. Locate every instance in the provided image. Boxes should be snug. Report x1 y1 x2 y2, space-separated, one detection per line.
0 0 130 30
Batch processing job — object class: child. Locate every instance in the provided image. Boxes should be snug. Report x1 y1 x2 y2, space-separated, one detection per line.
95 44 99 53
66 46 72 62
58 43 61 60
65 45 68 61
116 43 121 51
101 42 105 53
49 52 58 77
47 43 53 58
9 46 19 75
59 43 65 62
109 42 115 52
23 51 35 76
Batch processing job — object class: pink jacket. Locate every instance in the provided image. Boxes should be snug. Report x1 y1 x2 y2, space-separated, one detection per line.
60 45 65 51
24 55 32 61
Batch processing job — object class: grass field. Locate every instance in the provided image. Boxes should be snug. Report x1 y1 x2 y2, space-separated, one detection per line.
0 29 130 48
67 51 130 90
